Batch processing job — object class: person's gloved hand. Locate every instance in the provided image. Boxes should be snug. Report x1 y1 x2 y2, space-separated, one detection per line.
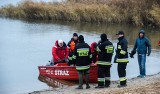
129 50 136 58
147 52 151 56
65 58 69 63
129 53 134 58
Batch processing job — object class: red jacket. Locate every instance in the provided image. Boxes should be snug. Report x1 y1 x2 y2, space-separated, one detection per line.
90 42 98 63
52 40 69 62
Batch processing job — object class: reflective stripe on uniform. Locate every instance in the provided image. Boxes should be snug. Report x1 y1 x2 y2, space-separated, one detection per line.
97 61 111 65
68 56 72 60
77 48 89 56
118 45 122 49
116 58 129 63
120 50 126 55
105 45 114 53
72 55 76 59
89 54 92 58
119 77 127 82
105 77 111 81
76 65 90 70
98 78 105 82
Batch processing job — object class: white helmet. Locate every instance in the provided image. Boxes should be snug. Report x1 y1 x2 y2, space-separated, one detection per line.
58 40 63 47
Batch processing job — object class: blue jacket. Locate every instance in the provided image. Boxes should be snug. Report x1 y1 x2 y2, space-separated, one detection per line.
133 30 151 55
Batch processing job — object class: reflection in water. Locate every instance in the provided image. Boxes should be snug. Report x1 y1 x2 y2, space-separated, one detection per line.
25 20 160 49
38 74 77 89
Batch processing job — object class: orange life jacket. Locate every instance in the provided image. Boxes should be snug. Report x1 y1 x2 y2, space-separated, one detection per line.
70 41 75 52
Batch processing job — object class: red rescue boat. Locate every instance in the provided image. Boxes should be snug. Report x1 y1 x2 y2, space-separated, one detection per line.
38 63 98 83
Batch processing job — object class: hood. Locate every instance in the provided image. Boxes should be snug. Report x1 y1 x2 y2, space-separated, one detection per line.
90 42 97 52
139 29 145 38
54 40 66 47
100 33 107 42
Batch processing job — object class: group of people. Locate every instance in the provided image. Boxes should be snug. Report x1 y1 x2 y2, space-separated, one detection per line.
51 30 152 89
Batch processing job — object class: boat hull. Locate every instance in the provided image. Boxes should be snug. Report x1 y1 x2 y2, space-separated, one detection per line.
38 63 98 82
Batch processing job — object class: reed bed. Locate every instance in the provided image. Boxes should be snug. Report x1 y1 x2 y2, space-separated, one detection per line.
0 0 160 26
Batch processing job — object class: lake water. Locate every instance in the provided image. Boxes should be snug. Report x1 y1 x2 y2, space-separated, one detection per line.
0 1 160 94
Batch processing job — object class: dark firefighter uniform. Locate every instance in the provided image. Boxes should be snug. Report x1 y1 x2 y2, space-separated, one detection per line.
95 34 114 88
73 35 92 89
115 31 129 87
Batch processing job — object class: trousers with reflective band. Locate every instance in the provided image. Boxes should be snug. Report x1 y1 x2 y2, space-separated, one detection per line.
105 77 110 81
116 58 129 63
119 77 127 82
76 65 90 70
98 78 105 82
97 61 111 65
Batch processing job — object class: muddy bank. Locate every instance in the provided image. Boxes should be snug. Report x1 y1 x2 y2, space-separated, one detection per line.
30 73 160 94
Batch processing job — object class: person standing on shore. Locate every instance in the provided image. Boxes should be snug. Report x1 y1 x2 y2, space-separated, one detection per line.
114 31 129 88
95 34 114 88
73 35 92 89
130 29 151 78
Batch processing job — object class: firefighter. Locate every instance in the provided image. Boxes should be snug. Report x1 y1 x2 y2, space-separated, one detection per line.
114 31 129 88
95 34 114 88
67 33 78 65
73 35 92 89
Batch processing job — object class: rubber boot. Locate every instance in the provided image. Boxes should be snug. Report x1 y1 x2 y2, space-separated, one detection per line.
85 72 90 89
105 80 110 87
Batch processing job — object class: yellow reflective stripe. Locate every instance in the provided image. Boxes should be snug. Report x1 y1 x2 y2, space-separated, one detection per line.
120 50 126 55
105 77 111 81
97 61 111 65
77 48 89 56
76 65 90 70
119 77 127 82
118 45 122 49
98 78 105 82
116 58 129 63
105 45 114 53
68 57 72 60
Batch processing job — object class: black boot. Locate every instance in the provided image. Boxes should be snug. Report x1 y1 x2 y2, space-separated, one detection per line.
75 86 83 89
95 86 104 88
76 71 83 89
105 80 110 88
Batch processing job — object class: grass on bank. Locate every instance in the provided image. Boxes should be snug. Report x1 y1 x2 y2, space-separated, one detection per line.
0 0 160 26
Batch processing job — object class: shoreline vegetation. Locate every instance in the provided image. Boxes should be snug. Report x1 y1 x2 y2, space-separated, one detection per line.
0 0 160 27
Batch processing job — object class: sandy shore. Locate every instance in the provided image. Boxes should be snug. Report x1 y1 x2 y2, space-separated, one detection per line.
30 73 160 94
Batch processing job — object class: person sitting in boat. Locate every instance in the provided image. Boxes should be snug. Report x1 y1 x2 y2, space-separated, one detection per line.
67 33 78 65
73 35 92 89
52 40 69 65
90 42 98 63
